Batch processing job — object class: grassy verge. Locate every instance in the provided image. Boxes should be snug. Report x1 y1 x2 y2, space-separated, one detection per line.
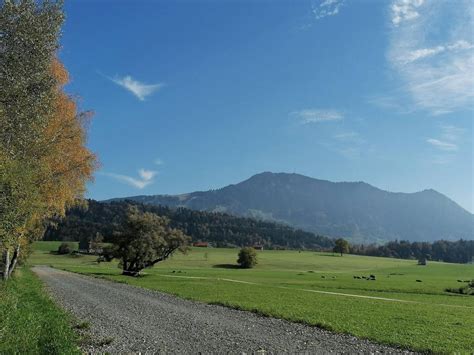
0 267 80 354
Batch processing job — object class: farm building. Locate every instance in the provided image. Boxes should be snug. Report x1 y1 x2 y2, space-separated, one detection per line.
193 241 209 248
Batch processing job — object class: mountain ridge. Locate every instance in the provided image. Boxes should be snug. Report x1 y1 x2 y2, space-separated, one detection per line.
107 172 473 243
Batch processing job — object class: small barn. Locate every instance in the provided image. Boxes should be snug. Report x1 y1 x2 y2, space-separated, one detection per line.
253 244 264 251
193 241 209 248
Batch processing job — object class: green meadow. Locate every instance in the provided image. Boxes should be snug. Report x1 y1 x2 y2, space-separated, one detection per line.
31 241 474 353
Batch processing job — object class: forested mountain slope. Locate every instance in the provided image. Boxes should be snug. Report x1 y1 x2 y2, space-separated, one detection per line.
110 172 474 243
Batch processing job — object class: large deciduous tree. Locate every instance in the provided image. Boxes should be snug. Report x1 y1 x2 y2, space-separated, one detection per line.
0 0 97 280
110 207 190 277
237 247 258 268
333 238 350 256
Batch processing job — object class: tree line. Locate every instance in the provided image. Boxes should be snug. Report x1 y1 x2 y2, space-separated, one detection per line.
45 200 473 264
0 1 96 280
44 200 335 250
350 239 473 264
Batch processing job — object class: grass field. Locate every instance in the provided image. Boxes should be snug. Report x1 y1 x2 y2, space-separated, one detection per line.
0 266 80 354
31 241 474 353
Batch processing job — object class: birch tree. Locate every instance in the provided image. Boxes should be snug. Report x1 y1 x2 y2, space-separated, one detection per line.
0 0 96 280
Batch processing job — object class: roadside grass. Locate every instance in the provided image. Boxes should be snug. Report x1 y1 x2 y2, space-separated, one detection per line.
0 266 80 354
31 241 474 353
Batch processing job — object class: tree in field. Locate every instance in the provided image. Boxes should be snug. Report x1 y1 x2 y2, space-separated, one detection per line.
0 0 96 280
333 238 349 256
110 207 190 276
237 247 258 268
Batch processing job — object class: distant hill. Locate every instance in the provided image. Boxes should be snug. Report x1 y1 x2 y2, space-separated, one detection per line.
108 172 474 243
44 199 334 250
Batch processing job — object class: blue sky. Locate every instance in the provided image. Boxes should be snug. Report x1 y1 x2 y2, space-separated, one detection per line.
61 0 473 212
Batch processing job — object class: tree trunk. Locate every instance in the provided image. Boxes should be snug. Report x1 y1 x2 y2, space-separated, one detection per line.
1 245 21 281
7 245 20 278
2 249 10 281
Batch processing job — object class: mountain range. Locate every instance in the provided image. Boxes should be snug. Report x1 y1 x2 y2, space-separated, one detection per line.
108 172 474 243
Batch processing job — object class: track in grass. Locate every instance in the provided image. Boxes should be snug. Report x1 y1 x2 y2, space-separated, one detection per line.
158 273 474 309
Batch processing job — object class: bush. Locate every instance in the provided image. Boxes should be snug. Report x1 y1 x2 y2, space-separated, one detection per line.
237 247 258 269
97 245 115 263
57 243 71 255
445 280 474 296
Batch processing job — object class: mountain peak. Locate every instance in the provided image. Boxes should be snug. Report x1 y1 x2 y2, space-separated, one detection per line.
108 172 473 243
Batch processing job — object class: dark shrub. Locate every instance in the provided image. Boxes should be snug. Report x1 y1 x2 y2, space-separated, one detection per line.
237 247 258 269
417 257 427 265
57 243 71 255
97 245 115 263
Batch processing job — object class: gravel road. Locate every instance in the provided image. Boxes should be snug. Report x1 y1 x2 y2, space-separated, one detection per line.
33 266 411 354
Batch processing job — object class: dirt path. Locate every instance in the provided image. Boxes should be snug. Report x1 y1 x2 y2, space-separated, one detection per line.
33 266 412 354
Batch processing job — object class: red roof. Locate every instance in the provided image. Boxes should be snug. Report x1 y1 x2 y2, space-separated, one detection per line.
193 242 209 247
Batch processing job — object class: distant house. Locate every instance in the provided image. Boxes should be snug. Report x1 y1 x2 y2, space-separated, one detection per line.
193 241 209 248
253 245 264 251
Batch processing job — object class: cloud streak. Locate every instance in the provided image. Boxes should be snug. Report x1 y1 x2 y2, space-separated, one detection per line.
426 124 464 155
312 0 345 20
426 138 458 151
333 131 365 144
291 109 343 124
391 0 424 26
110 75 164 101
100 169 157 189
388 0 474 115
397 40 474 65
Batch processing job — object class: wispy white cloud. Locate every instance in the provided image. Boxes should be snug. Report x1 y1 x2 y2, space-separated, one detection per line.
388 0 474 115
391 0 424 26
291 109 343 124
426 124 466 165
426 138 458 151
154 158 164 166
312 0 345 20
110 75 164 101
138 169 156 181
439 124 465 141
397 40 474 64
100 169 157 189
334 131 366 144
